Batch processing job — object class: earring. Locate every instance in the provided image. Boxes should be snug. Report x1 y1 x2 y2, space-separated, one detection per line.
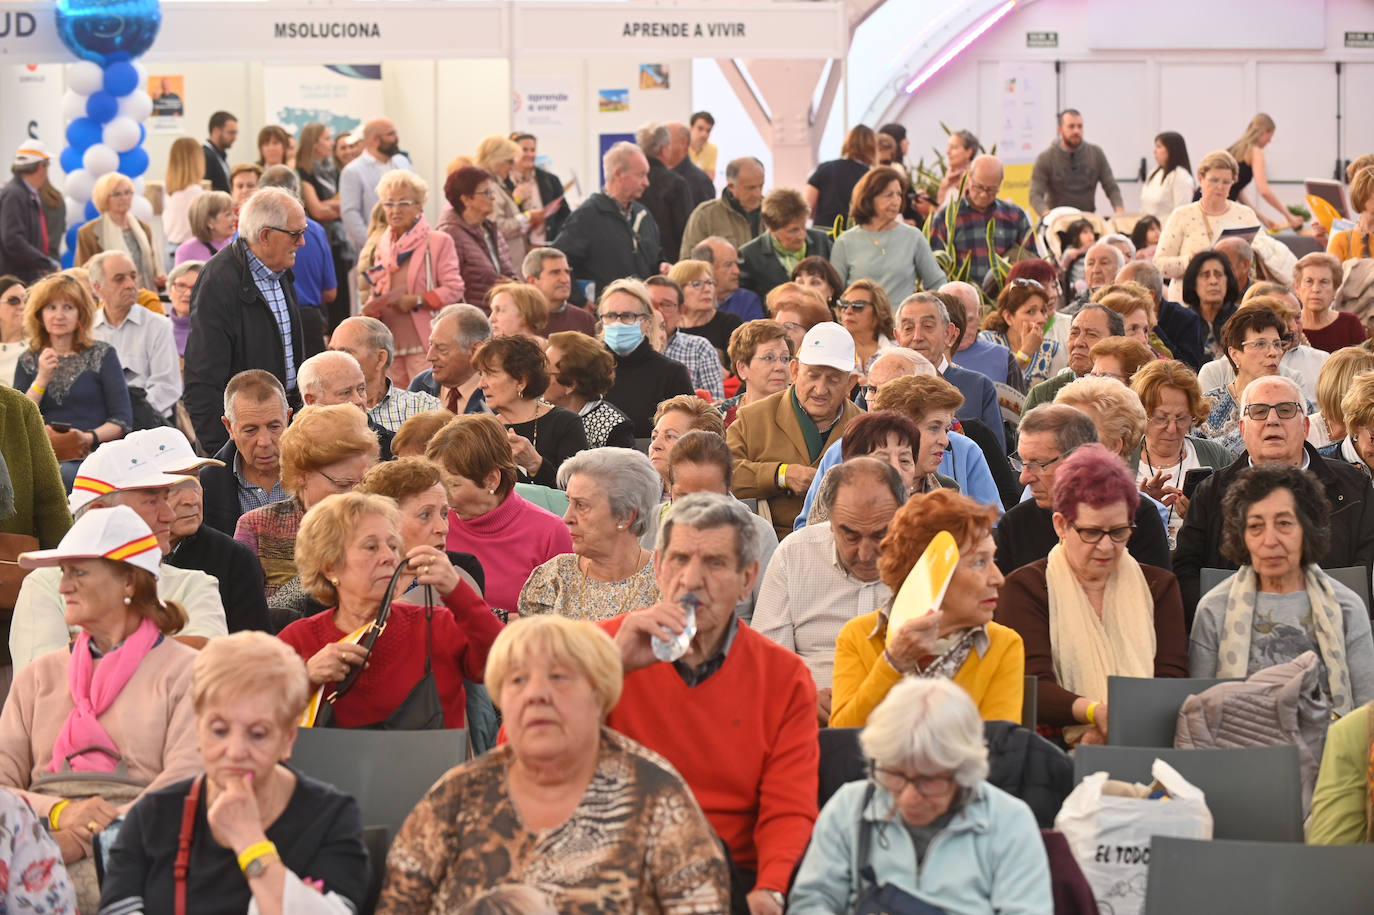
123 596 132 606
617 524 625 530
330 577 340 587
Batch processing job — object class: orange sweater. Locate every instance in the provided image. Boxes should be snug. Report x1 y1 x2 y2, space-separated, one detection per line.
829 612 1025 727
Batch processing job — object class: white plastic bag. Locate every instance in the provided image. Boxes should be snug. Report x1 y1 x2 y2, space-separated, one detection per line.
1054 760 1213 915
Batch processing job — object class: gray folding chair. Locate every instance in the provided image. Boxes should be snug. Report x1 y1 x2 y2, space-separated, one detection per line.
1106 676 1238 747
359 825 389 915
1200 566 1369 612
1145 836 1374 914
1072 745 1303 841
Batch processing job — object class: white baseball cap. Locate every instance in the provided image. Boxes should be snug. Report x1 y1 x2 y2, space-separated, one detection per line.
125 428 223 474
20 504 162 579
69 439 192 516
797 322 857 373
12 140 50 168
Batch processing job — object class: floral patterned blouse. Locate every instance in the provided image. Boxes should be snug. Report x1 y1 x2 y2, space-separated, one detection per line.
0 788 75 912
516 553 659 621
978 329 1062 389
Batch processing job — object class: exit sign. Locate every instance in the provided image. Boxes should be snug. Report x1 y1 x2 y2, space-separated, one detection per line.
1026 31 1058 48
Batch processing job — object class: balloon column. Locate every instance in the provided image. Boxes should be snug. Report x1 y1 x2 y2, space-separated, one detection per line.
54 0 162 267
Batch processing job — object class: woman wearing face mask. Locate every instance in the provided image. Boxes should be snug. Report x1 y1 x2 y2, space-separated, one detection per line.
595 279 694 439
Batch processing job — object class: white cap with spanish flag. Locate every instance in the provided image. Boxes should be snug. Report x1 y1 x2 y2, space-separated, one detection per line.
68 438 190 516
19 504 163 579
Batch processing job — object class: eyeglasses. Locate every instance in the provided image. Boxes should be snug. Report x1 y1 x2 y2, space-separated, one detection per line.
1070 522 1135 544
266 225 308 242
750 353 789 366
836 300 871 312
1242 401 1302 421
685 279 715 289
781 322 805 335
1088 371 1127 382
170 282 196 294
319 471 361 491
870 762 957 798
478 189 497 199
1010 277 1044 290
1009 451 1065 475
600 311 647 325
859 384 879 402
1148 412 1193 431
107 189 134 198
380 199 418 208
1203 175 1235 186
968 181 999 195
1237 338 1284 354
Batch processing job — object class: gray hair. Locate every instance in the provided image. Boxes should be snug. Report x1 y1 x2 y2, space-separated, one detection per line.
86 249 134 288
860 677 989 788
223 369 288 425
1087 241 1126 271
521 246 567 281
298 350 362 397
1101 233 1136 258
1116 261 1164 304
557 447 662 537
1241 373 1304 410
168 260 204 286
598 278 653 317
240 187 302 249
1215 235 1253 263
690 236 733 264
869 347 936 377
636 122 671 159
1075 303 1126 337
897 291 950 326
258 165 300 198
433 303 492 348
724 157 764 183
1018 403 1099 452
656 491 761 570
338 315 394 370
816 457 906 515
602 141 643 180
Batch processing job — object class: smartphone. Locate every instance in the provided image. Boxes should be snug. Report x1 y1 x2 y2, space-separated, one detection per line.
48 422 72 433
1182 468 1214 499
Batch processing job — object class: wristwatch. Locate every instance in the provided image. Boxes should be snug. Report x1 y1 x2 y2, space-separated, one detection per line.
243 854 271 878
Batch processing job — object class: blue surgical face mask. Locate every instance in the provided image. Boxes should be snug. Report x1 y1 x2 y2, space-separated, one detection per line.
604 321 643 355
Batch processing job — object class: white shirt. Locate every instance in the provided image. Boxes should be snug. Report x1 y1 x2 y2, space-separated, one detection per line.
91 304 183 415
339 149 414 250
1196 345 1326 406
10 563 229 671
1138 166 1196 223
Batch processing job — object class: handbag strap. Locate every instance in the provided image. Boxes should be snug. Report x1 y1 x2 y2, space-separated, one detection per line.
174 776 203 915
327 562 411 704
423 584 434 675
855 780 878 894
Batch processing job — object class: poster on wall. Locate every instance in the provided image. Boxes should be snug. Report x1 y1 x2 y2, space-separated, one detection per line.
513 82 576 140
998 61 1053 214
262 64 383 143
3 64 64 176
148 75 185 132
598 89 629 113
638 64 669 90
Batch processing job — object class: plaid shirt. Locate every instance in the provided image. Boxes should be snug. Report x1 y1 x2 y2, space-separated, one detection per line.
928 196 1033 284
369 380 442 433
233 452 288 517
663 330 724 401
245 247 298 390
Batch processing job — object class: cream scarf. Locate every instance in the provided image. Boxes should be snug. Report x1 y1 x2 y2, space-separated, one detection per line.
1216 565 1354 715
97 213 159 292
1046 543 1157 743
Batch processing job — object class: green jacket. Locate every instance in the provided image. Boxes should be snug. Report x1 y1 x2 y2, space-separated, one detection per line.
1023 369 1076 413
1307 701 1372 844
1126 436 1232 477
0 385 71 547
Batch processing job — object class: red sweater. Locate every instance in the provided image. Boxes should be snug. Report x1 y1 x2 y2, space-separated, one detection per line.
599 616 819 894
278 583 503 728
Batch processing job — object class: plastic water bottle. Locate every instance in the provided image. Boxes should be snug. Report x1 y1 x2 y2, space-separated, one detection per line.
652 592 699 662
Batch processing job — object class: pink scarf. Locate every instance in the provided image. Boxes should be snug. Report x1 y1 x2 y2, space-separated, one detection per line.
50 617 161 773
365 214 432 298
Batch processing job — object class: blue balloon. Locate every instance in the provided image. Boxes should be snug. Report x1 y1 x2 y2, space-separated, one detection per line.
65 117 102 151
59 145 83 173
86 90 118 123
102 60 138 96
84 200 99 221
117 146 148 178
137 123 146 145
55 0 162 65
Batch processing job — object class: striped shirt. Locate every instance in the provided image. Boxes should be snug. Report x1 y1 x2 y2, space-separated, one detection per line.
369 380 442 433
245 247 298 390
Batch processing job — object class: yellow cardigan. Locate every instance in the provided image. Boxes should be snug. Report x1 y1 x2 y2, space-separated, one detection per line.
830 610 1025 727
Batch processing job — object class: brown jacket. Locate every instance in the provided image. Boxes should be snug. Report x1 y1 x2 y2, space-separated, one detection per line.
726 387 861 539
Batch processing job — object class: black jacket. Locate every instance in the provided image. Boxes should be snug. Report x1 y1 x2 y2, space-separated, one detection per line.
551 192 662 295
202 140 231 194
165 524 271 633
605 339 693 438
0 175 56 283
673 156 716 208
995 493 1172 576
505 167 570 241
184 239 305 453
737 228 833 299
640 158 692 266
1173 444 1374 623
1157 298 1207 370
198 439 271 537
983 720 1074 829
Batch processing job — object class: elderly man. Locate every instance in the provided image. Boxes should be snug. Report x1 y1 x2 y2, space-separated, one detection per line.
552 141 663 296
0 140 59 281
928 155 1033 285
693 235 764 323
1173 374 1374 620
522 247 595 335
1216 236 1254 298
995 404 1171 575
414 303 492 413
598 278 693 437
1117 260 1207 370
646 276 725 400
10 438 229 670
259 165 336 357
636 121 693 264
606 492 818 915
199 369 291 536
755 459 902 723
728 323 864 538
665 121 715 207
339 117 412 249
298 350 394 459
1028 109 1124 215
1074 242 1126 305
202 111 237 194
944 280 1022 390
894 291 1004 450
184 187 307 453
88 250 181 429
681 157 766 258
1023 304 1125 411
329 315 440 432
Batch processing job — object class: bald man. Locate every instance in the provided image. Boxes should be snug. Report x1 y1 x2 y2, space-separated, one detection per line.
928 155 1033 285
339 116 413 249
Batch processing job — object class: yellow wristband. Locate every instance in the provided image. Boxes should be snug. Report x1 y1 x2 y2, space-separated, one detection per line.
777 464 789 489
1085 701 1099 726
48 799 69 830
30 384 46 395
1014 350 1030 363
237 840 278 872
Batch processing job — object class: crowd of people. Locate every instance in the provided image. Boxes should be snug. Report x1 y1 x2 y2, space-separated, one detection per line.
0 96 1369 912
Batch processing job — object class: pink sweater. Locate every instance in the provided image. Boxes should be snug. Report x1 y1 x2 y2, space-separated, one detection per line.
446 491 572 617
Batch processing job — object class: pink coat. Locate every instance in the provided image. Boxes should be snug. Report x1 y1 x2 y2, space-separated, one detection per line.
363 228 465 349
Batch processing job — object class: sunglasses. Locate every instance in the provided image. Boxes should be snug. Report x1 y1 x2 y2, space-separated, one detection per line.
836 300 871 312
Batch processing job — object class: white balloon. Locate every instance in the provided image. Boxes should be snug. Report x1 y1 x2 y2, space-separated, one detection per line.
65 169 94 203
117 91 153 122
82 143 119 177
102 117 142 153
132 176 146 195
65 196 86 228
65 61 104 95
61 89 88 122
132 61 148 87
130 194 153 224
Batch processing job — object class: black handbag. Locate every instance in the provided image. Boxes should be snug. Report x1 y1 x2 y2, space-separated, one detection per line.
854 783 948 915
314 564 445 731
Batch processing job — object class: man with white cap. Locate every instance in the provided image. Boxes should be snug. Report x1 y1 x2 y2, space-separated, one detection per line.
726 322 863 538
0 139 60 282
9 438 228 671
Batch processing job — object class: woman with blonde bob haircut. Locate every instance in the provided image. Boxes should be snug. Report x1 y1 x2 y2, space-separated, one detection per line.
1333 372 1374 479
487 281 549 337
791 677 1051 912
475 134 541 265
175 190 236 264
101 631 371 913
1312 347 1374 446
667 258 742 352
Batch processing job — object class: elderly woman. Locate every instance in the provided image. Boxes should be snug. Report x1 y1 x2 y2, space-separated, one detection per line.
870 375 965 495
1092 280 1168 355
1198 303 1290 456
1309 347 1374 448
1088 337 1155 385
0 507 199 875
378 615 730 910
14 273 132 484
0 274 26 384
439 166 515 311
474 335 587 488
475 135 543 267
739 188 834 299
718 319 793 427
161 136 205 253
1154 150 1262 301
545 331 635 449
790 256 844 311
667 258 742 353
99 632 370 912
75 172 163 292
362 171 463 387
834 279 897 377
805 125 876 229
830 167 943 310
174 190 237 265
1327 165 1374 261
792 677 1051 912
278 491 503 729
235 404 378 598
996 444 1188 745
1327 371 1374 476
980 277 1064 388
488 282 548 339
766 282 832 352
428 413 573 619
1054 376 1149 462
807 411 926 529
830 490 1023 727
648 395 725 492
1191 464 1374 709
936 129 981 204
517 448 661 620
166 260 201 359
1295 252 1365 353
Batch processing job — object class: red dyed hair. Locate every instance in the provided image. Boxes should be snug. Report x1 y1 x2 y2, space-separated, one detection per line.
1051 442 1139 522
